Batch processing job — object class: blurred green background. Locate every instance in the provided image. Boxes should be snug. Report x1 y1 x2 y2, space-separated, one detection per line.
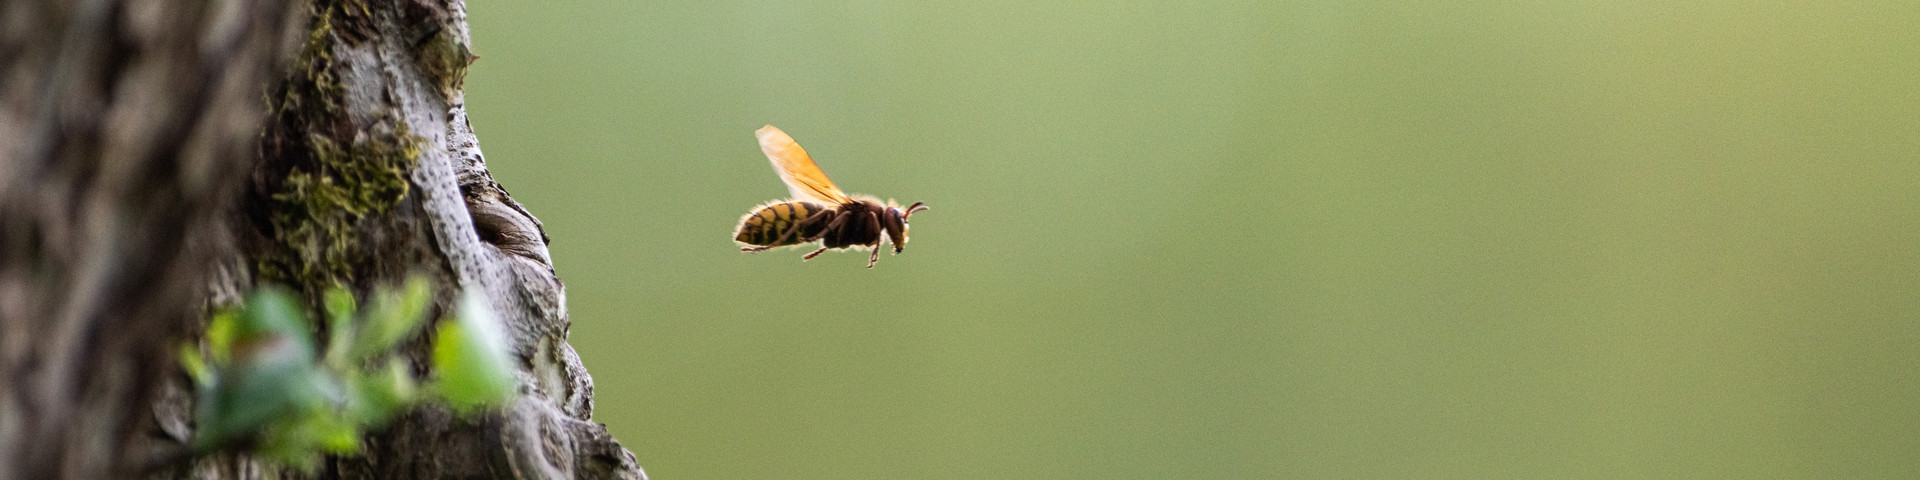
465 1 1919 478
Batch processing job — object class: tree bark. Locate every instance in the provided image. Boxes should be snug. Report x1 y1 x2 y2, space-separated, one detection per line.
1 0 304 477
1 0 644 478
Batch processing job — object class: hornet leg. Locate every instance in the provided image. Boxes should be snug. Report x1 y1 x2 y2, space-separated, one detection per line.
865 212 883 268
797 212 853 262
803 210 850 243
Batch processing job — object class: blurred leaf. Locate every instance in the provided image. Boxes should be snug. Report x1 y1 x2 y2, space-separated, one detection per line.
194 333 321 450
204 309 238 366
347 358 418 426
239 286 315 359
353 276 432 361
256 410 332 473
194 287 325 450
190 280 459 469
432 290 515 412
322 285 357 367
257 437 319 473
179 343 212 388
304 408 363 455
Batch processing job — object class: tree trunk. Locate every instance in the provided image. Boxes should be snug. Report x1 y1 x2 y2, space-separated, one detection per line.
0 0 305 477
0 0 644 478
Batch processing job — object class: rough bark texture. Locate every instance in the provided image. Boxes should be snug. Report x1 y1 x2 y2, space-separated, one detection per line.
2 0 644 478
0 0 304 478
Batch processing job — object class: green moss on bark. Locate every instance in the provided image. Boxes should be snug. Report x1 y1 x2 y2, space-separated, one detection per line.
254 4 425 295
414 27 473 100
259 127 420 291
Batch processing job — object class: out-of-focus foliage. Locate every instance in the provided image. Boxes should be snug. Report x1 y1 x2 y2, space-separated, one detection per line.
183 278 514 471
433 290 517 413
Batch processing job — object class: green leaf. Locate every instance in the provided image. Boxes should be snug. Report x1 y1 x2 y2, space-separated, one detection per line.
432 290 515 412
240 286 315 359
304 408 363 455
256 413 326 473
346 358 417 426
240 363 348 472
194 287 323 450
322 285 357 367
194 338 320 450
205 309 239 366
353 276 432 361
189 280 452 468
179 343 212 388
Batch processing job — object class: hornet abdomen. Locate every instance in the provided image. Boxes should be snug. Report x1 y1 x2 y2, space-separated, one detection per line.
734 201 831 247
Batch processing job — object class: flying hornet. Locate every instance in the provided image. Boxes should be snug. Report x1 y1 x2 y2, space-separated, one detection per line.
733 126 927 268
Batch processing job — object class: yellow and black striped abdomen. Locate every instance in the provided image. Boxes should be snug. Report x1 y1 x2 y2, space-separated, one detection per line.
734 201 831 247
